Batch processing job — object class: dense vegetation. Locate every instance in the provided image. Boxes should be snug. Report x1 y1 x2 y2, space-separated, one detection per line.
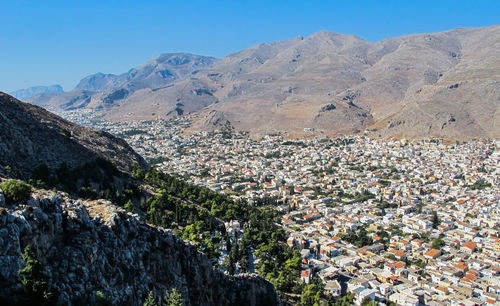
5 162 358 305
469 179 492 190
137 168 360 304
343 226 373 248
140 168 302 294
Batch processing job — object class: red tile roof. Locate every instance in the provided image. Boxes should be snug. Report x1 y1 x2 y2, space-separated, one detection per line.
462 241 476 251
425 249 441 258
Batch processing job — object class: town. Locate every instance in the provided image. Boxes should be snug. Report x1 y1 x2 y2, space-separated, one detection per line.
61 110 500 305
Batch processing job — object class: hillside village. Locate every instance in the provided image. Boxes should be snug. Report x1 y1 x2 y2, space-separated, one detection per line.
62 110 500 305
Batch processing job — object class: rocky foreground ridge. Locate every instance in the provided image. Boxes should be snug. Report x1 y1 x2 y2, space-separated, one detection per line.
0 187 279 305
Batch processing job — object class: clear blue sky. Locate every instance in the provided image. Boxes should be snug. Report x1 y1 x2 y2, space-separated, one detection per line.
1 0 499 92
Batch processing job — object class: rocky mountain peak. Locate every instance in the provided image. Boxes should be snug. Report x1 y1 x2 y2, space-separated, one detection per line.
74 73 119 92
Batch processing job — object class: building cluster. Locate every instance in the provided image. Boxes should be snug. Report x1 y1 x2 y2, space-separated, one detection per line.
60 112 500 305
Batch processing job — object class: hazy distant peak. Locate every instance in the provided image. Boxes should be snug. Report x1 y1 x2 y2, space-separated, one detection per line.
9 85 63 101
307 30 340 38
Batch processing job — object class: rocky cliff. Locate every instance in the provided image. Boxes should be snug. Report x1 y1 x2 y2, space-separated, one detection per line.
0 187 279 305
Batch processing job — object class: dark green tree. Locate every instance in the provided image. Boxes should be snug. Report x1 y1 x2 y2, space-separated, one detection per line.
298 283 321 306
431 211 440 228
361 296 377 306
431 238 446 250
124 200 134 213
223 254 235 275
131 163 145 180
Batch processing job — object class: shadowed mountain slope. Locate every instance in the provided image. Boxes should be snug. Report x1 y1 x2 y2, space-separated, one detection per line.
0 92 147 178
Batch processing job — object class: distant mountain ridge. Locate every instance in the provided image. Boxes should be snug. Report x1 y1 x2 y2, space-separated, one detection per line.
10 84 63 100
29 53 216 112
74 53 216 93
27 26 500 139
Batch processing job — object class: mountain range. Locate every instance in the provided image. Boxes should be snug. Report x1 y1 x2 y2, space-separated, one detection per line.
27 26 500 139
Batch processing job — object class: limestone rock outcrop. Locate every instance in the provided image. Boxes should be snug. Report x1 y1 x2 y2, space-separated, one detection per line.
0 189 279 305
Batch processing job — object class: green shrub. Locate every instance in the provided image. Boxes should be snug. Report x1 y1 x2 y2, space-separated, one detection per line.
143 291 158 306
95 290 111 306
164 288 183 306
19 245 55 304
0 179 31 204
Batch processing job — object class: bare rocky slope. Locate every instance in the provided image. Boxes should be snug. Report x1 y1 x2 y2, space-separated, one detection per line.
0 188 279 305
0 92 148 178
27 26 500 139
